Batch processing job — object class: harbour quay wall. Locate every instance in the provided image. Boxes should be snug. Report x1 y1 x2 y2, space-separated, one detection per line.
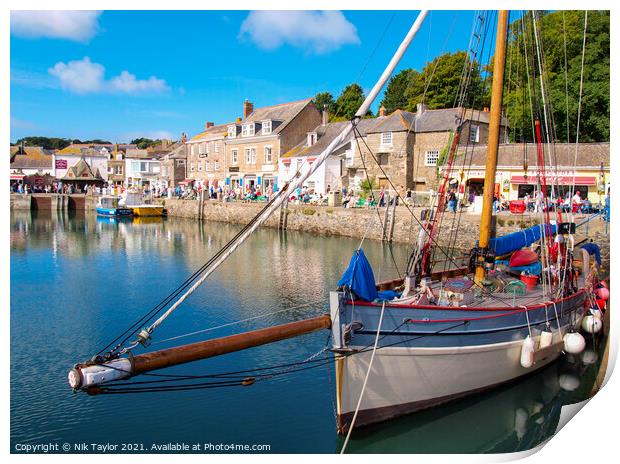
9 194 98 211
164 199 556 246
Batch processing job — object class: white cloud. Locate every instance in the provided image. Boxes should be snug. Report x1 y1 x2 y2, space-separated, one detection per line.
109 71 168 94
48 57 169 95
11 11 101 42
239 11 360 54
49 57 105 94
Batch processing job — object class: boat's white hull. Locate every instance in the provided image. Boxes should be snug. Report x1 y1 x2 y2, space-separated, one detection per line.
336 332 565 432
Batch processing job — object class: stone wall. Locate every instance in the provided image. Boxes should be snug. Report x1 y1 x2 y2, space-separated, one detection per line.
10 194 31 210
164 198 567 247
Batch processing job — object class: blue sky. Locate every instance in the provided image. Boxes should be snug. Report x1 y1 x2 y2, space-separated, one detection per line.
10 10 478 143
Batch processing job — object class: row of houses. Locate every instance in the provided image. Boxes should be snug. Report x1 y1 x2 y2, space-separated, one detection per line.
10 96 610 201
184 98 504 195
10 139 187 191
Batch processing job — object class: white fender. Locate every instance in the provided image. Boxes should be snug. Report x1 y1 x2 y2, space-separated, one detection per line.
520 336 535 368
563 332 586 354
539 331 553 349
582 315 603 334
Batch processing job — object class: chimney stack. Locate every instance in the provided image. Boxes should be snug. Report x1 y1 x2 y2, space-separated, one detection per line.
181 132 187 143
379 105 386 117
243 99 254 119
205 122 214 129
416 103 427 115
322 104 328 126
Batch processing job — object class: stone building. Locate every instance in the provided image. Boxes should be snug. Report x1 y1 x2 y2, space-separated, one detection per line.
224 98 322 192
348 103 508 193
186 122 230 188
156 137 187 189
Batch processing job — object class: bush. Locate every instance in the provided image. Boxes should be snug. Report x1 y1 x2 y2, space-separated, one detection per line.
302 207 316 216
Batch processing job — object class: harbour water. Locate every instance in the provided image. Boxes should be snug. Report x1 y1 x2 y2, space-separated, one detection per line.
10 210 605 453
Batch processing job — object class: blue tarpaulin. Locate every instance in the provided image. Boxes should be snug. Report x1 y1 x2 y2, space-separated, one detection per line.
489 224 556 256
496 260 543 275
337 249 378 302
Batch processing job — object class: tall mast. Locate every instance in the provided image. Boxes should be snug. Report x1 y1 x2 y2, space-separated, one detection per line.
474 10 509 284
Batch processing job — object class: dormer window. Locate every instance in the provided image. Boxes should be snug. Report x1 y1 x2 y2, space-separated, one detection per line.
262 120 272 135
381 132 393 146
228 125 237 139
307 132 317 146
242 123 255 137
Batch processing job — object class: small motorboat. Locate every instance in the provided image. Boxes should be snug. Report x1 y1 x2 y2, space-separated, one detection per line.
119 191 165 217
96 196 134 217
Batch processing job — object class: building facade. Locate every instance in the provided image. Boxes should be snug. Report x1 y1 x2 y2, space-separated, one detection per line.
54 144 111 182
446 142 610 204
224 98 322 192
186 123 229 188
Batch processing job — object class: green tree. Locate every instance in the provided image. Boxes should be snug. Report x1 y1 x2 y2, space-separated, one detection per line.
313 91 336 116
380 69 419 113
15 136 72 150
405 51 487 111
130 137 159 149
502 11 609 142
333 83 369 120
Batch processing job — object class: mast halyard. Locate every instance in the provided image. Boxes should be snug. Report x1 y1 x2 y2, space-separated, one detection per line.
474 10 509 284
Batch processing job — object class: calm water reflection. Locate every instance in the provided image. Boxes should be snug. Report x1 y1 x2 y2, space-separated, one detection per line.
10 210 603 453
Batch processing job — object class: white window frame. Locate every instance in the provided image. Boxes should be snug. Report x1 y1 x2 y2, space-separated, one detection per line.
214 142 219 153
191 144 196 156
190 162 195 172
469 125 480 143
264 146 273 163
244 147 256 164
214 161 220 171
242 123 255 137
231 149 238 165
381 132 393 146
425 150 440 166
307 132 317 146
198 162 203 171
228 125 237 139
262 120 272 135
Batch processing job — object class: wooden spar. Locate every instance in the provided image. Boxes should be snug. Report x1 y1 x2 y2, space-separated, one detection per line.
474 10 509 284
132 314 331 374
70 314 332 391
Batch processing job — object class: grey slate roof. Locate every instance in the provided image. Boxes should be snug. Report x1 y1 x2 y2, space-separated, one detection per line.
366 107 505 134
243 98 315 135
455 143 610 168
282 118 376 158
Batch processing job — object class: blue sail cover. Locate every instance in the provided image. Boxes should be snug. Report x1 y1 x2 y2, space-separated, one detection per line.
337 249 378 302
489 224 556 256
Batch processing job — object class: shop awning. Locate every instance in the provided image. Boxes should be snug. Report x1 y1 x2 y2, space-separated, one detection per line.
511 175 596 186
179 178 195 185
10 174 24 180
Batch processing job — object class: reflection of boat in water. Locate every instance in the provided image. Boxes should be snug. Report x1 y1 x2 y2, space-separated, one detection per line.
96 215 133 225
120 191 165 217
133 216 165 225
96 196 133 217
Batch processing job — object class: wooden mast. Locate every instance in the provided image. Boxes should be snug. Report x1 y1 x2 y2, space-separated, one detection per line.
474 10 509 284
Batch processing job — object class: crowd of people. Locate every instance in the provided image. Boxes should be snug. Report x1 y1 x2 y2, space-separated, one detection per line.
10 179 610 221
